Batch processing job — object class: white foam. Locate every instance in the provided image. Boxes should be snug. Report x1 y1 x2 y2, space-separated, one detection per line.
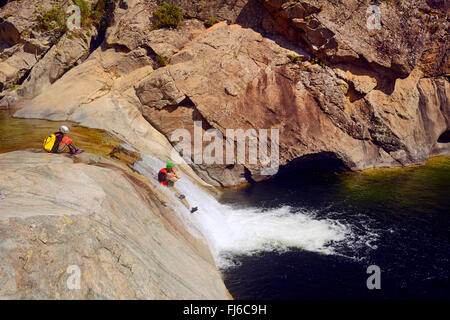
134 154 355 268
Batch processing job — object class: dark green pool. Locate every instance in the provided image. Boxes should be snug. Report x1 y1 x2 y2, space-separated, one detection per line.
220 157 450 299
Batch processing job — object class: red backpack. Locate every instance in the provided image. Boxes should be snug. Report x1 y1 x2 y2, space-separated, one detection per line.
158 168 168 186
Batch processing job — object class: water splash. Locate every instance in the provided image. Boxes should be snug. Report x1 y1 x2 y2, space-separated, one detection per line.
133 154 360 268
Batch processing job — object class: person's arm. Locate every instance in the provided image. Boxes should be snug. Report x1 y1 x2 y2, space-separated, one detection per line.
173 168 181 179
167 172 180 182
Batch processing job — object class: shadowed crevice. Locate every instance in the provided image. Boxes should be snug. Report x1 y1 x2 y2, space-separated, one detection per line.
437 130 450 143
275 151 349 178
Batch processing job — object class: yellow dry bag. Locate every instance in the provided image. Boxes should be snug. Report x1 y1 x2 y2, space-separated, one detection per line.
43 133 62 153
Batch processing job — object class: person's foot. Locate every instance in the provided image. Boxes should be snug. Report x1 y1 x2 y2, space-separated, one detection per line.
178 194 186 200
190 207 198 213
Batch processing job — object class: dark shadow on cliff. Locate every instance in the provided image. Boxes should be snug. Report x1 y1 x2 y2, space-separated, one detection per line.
275 152 349 179
437 130 450 143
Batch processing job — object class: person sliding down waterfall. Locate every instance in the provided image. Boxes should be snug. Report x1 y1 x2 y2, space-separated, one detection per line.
43 125 83 155
158 163 198 213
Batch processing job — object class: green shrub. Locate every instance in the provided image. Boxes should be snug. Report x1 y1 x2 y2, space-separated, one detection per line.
152 3 183 29
308 56 326 68
287 54 326 68
309 56 319 64
73 0 90 21
71 0 110 27
204 17 218 28
156 54 169 67
37 5 68 35
287 54 304 63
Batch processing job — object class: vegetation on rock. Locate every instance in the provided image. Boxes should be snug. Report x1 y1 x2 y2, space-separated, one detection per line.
35 0 111 36
204 17 218 28
73 0 111 27
36 4 68 35
287 54 305 63
287 54 326 68
152 2 183 29
156 54 168 67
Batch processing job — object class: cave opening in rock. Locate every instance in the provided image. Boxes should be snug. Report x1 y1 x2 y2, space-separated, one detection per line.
437 130 450 143
275 152 349 179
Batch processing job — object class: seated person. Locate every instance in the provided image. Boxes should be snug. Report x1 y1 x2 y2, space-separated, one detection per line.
45 125 82 154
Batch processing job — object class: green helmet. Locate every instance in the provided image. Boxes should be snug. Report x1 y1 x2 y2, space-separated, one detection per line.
166 162 174 169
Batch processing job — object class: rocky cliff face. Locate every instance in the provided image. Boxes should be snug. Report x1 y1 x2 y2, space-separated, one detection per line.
5 0 447 186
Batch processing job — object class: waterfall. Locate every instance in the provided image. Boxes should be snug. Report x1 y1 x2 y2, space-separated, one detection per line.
133 153 352 268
